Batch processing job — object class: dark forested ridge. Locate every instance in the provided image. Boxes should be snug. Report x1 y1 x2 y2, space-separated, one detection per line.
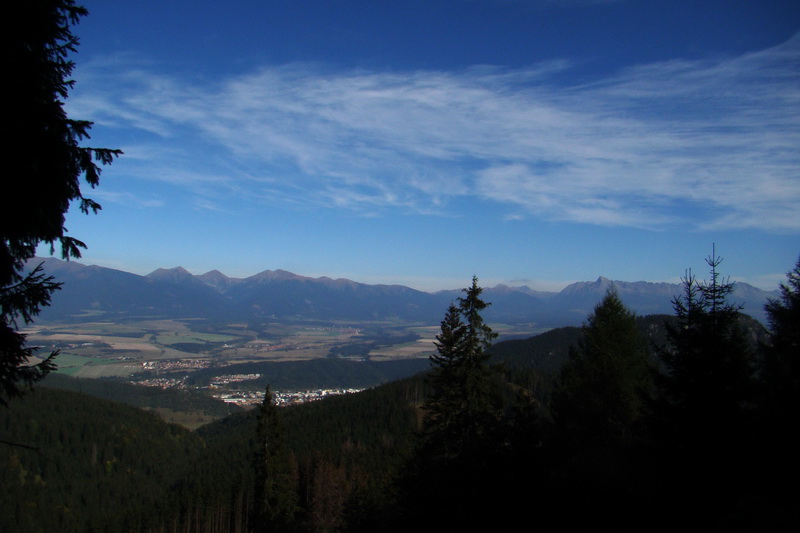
184 357 430 390
488 312 768 373
1 378 425 532
41 372 243 419
0 387 206 532
31 257 777 326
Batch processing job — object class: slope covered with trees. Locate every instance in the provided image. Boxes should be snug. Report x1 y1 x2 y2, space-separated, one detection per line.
0 387 204 531
2 255 797 532
41 372 243 419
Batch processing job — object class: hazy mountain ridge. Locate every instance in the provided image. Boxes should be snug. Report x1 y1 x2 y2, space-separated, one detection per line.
30 258 778 326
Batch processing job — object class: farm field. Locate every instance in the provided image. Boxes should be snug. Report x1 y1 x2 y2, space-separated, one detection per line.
15 302 539 436
22 318 441 378
23 318 542 383
21 317 543 426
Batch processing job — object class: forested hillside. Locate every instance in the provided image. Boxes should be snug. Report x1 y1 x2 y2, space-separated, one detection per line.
41 373 243 419
0 378 424 532
0 387 206 531
3 256 797 532
184 357 430 391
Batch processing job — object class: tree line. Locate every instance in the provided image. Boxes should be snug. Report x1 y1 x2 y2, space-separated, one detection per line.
2 251 797 531
390 251 798 531
247 250 797 531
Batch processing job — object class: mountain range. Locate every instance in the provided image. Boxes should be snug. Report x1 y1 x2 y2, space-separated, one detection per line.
30 257 778 327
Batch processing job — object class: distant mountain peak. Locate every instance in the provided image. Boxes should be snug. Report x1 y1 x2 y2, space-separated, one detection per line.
491 284 515 293
600 277 617 290
147 266 191 277
561 276 615 295
146 266 202 285
197 269 238 291
248 269 311 283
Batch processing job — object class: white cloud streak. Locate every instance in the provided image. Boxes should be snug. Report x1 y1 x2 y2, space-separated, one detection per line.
69 34 800 231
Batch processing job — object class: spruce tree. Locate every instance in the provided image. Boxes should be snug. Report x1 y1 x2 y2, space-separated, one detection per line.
423 276 499 462
543 290 656 528
658 248 756 443
761 255 800 413
553 288 653 447
253 386 296 532
2 0 121 404
404 277 503 530
655 247 757 527
756 255 800 525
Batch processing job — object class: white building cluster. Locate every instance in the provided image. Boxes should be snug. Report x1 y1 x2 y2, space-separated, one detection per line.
213 388 364 406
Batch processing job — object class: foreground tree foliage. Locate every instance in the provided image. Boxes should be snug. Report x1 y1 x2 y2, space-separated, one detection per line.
657 249 756 448
755 255 800 526
398 277 540 530
761 255 800 417
534 290 656 528
422 277 500 462
252 386 296 532
552 289 653 447
1 0 121 404
0 266 61 405
653 248 764 529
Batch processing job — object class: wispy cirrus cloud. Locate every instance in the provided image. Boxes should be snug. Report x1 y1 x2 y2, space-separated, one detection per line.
87 190 165 209
68 34 800 230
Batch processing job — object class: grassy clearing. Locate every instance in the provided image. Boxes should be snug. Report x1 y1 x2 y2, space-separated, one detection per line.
50 353 122 376
68 365 140 378
155 332 238 345
370 338 436 359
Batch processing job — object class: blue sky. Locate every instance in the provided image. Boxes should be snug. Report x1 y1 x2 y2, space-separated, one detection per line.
50 0 799 292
